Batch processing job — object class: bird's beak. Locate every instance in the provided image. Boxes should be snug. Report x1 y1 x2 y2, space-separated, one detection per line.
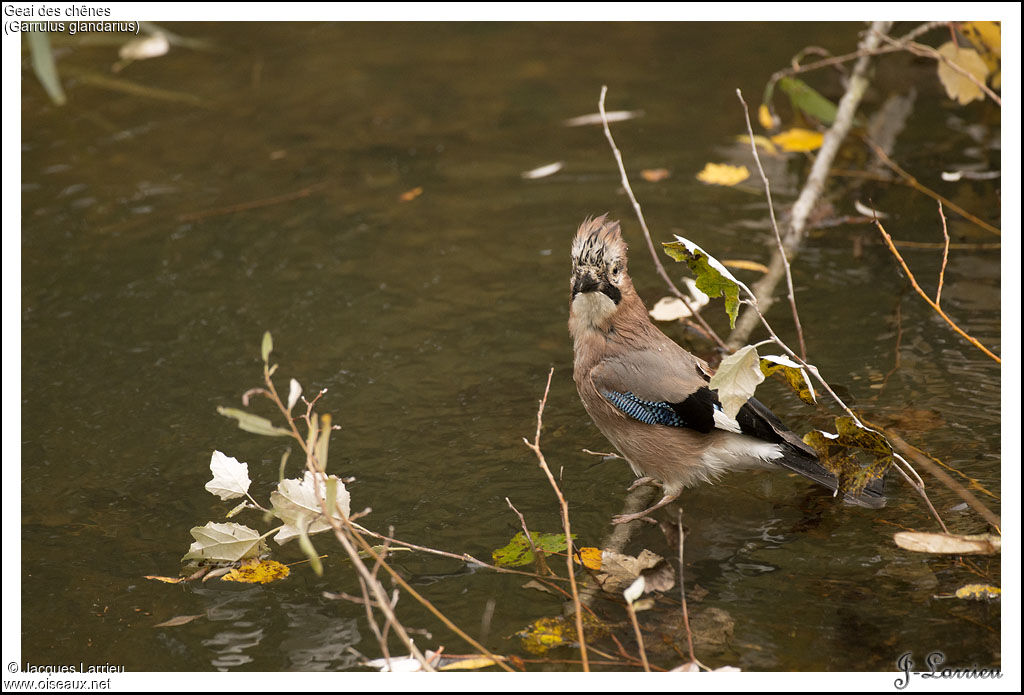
571 269 621 304
572 270 603 298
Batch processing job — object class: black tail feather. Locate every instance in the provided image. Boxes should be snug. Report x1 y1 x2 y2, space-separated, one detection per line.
775 446 887 509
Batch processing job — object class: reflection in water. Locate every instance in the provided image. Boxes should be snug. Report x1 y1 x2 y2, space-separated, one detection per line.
279 603 361 671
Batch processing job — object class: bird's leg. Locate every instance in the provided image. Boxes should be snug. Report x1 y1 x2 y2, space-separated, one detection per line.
611 488 681 525
627 475 661 492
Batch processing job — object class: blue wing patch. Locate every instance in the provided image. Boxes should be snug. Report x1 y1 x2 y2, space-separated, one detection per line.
602 390 688 428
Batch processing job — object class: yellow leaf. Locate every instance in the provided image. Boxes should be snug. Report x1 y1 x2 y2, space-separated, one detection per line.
576 546 602 570
770 128 824 153
722 259 770 274
757 103 777 130
438 656 498 671
936 42 989 105
696 163 749 186
954 584 1001 601
221 559 291 584
959 22 1000 74
734 134 778 155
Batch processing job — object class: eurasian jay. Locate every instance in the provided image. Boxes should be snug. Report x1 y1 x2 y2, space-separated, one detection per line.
568 215 885 524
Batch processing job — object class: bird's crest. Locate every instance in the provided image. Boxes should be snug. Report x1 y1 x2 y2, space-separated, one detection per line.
572 214 627 268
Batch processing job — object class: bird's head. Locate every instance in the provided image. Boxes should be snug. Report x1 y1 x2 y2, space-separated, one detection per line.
570 215 632 327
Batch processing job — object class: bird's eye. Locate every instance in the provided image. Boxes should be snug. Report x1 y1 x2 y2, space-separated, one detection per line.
611 266 620 277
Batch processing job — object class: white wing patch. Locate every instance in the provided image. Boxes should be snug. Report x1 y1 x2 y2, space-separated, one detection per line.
712 406 742 433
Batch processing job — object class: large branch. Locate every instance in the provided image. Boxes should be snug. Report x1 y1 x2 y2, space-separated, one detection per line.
727 21 893 350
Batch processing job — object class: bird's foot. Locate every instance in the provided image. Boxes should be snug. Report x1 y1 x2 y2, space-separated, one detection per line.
627 476 661 492
611 511 658 525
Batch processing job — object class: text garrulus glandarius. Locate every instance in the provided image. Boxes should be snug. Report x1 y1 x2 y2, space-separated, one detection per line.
568 215 885 524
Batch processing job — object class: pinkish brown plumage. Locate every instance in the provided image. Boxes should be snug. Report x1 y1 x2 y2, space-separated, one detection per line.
568 215 884 524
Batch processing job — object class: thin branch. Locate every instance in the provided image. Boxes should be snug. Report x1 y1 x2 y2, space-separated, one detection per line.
598 85 728 351
522 368 589 672
935 201 950 305
863 138 1000 236
506 497 551 576
676 510 701 669
737 87 807 360
624 602 650 672
874 217 1000 363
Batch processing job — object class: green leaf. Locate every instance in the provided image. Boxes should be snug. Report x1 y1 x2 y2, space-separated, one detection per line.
297 525 323 577
261 331 273 363
802 416 893 497
760 354 816 405
492 531 575 568
27 32 66 106
314 414 331 472
709 345 764 419
778 76 839 125
182 522 266 562
663 236 749 328
217 406 292 437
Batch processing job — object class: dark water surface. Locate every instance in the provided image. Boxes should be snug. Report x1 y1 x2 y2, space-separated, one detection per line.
19 22 1001 672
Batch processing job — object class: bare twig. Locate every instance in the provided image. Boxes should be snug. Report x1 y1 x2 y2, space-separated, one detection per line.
506 497 552 576
522 367 589 672
872 29 1001 106
676 511 701 669
351 522 563 580
863 138 1001 236
935 201 950 305
874 217 1000 363
598 86 728 351
624 602 650 672
737 88 807 360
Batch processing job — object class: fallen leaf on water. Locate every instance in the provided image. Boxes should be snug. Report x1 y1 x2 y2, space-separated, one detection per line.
437 655 498 671
144 575 188 584
696 163 749 186
521 161 564 179
563 109 643 127
399 186 423 202
954 584 1001 601
154 614 205 628
221 559 291 584
595 548 671 594
936 42 989 105
894 531 1000 555
770 127 824 152
517 614 607 655
734 133 778 155
492 531 574 568
641 168 670 182
722 259 770 274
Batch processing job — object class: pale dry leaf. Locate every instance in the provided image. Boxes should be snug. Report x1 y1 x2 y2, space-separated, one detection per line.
204 451 252 501
521 161 564 179
709 345 764 419
182 522 265 562
271 470 351 544
936 42 989 105
564 109 643 127
154 614 204 628
623 576 646 604
287 378 303 412
893 531 1000 555
119 33 170 61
